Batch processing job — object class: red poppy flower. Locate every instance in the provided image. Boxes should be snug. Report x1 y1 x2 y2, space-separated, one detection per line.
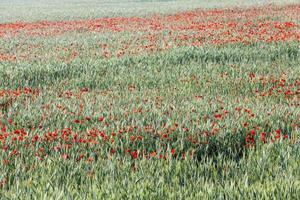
171 148 176 155
98 117 104 122
214 114 222 119
130 151 139 159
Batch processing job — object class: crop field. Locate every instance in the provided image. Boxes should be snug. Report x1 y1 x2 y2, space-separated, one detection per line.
0 0 300 199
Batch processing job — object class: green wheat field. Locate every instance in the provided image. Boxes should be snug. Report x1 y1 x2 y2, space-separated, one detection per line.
0 0 299 199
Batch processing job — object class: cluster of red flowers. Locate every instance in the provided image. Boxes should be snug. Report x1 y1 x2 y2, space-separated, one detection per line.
0 122 194 162
0 118 291 164
245 129 289 148
0 83 298 164
0 87 39 97
252 76 300 100
0 4 299 61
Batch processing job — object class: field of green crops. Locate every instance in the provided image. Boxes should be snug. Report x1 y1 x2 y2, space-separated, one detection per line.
0 0 300 199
